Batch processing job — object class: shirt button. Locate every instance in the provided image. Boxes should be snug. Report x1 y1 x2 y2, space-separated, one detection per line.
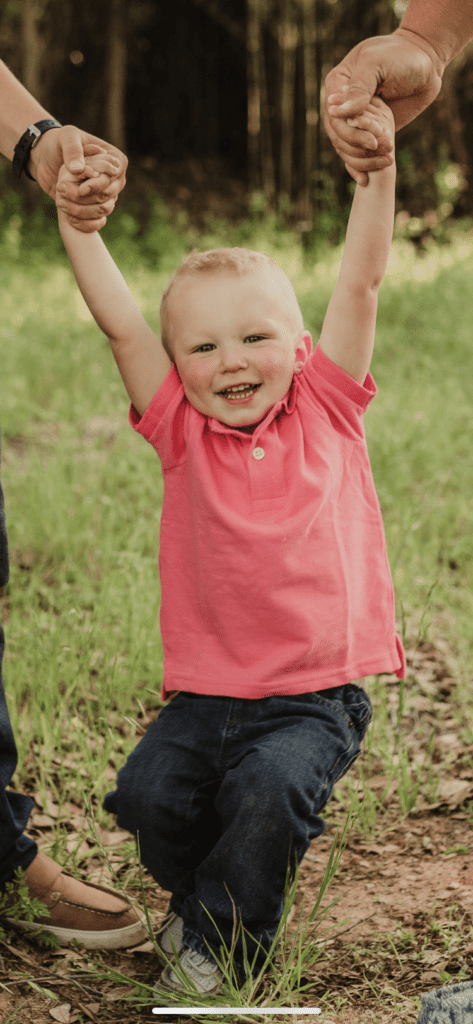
252 447 265 460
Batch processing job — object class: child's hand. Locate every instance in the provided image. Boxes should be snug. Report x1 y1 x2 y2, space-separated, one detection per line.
336 95 395 182
56 145 122 230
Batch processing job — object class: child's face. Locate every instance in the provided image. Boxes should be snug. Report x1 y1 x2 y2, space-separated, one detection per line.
168 271 310 428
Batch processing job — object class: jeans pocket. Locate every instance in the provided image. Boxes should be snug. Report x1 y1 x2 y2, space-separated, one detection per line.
339 683 373 739
309 683 372 785
311 682 372 739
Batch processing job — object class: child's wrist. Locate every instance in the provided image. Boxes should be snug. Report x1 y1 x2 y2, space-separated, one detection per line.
57 206 80 234
366 155 396 180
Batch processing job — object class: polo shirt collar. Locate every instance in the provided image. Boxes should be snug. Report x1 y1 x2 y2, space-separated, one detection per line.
207 375 299 437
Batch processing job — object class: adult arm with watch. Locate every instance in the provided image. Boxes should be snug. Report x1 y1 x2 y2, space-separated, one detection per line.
0 59 127 230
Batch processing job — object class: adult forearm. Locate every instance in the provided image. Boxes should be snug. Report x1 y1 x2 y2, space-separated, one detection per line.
400 0 473 71
0 60 52 161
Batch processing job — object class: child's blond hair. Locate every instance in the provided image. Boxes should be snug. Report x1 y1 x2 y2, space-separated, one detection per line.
159 247 303 359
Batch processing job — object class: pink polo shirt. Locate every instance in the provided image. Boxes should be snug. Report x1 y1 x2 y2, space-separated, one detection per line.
130 342 405 698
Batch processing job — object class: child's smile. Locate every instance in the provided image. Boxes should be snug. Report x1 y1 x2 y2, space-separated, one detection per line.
219 382 261 402
167 270 310 427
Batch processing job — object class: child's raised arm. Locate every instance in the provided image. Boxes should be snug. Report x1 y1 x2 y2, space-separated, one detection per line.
318 96 396 385
57 154 171 416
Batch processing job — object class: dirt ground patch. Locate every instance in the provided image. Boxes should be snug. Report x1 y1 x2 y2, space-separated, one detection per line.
290 814 473 1023
1 638 473 1023
1 808 472 1024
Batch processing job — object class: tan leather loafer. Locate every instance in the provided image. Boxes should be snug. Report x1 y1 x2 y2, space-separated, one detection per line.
10 851 148 949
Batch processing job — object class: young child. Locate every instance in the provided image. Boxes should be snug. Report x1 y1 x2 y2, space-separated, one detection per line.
56 96 404 995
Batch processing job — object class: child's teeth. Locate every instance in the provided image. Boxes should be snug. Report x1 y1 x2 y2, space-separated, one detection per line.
224 385 257 398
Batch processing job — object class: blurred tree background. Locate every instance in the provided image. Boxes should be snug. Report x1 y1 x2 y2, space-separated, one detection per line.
1 0 473 243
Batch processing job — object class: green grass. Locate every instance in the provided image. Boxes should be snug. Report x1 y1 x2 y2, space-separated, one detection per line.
2 215 473 1013
3 227 473 772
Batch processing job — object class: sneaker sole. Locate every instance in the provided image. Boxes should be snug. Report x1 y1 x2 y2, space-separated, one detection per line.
12 915 149 949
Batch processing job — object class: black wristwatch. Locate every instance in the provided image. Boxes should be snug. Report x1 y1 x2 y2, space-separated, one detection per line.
13 119 63 180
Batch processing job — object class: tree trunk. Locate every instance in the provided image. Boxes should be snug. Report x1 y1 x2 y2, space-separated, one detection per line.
259 0 276 202
22 0 44 100
205 15 219 158
105 0 127 152
301 0 318 222
247 0 261 191
278 0 298 205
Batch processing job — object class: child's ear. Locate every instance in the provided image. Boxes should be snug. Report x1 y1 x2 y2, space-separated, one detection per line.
294 331 312 374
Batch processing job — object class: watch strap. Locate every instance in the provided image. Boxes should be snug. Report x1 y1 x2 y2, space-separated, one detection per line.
13 119 62 180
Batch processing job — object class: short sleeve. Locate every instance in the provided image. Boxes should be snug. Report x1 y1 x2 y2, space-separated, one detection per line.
129 364 188 469
298 342 377 440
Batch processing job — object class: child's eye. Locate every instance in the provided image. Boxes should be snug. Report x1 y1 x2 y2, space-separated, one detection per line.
195 343 215 353
245 335 264 343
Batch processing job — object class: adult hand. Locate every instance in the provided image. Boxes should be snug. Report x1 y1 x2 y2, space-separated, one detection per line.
56 146 122 231
324 31 443 185
29 125 128 232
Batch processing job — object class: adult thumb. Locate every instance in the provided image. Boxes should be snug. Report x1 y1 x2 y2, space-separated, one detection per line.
60 126 86 174
325 50 380 117
327 79 376 118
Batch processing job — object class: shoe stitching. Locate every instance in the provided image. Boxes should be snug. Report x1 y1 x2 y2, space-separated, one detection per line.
48 898 134 919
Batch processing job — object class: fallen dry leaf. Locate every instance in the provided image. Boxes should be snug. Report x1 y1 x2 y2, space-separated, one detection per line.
85 866 117 887
104 985 135 1002
34 791 59 818
131 939 155 952
438 779 472 802
65 834 91 856
50 948 85 961
77 1003 100 1022
49 1004 71 1023
415 778 473 813
31 811 57 828
95 826 131 847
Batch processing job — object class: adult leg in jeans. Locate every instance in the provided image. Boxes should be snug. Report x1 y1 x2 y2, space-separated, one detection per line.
0 453 147 947
0 474 38 885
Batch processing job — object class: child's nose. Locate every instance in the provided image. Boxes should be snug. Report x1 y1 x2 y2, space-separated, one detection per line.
220 344 249 371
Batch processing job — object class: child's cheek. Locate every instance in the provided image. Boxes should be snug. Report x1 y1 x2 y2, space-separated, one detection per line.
181 361 212 395
258 349 292 383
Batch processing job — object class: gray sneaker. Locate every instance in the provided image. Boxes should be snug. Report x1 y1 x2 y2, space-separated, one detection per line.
158 946 223 995
155 910 184 960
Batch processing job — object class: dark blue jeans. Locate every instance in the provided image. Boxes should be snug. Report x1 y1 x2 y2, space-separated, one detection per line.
0 453 37 888
104 684 372 974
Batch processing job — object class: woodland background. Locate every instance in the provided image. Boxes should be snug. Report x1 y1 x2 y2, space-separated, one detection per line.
2 0 473 237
